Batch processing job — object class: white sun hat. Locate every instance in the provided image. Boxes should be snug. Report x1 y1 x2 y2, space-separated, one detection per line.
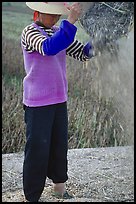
26 2 70 15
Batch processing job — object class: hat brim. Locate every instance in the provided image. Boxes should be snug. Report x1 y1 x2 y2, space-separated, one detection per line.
26 2 70 15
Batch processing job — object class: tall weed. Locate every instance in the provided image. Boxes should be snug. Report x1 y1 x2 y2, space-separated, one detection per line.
2 36 128 154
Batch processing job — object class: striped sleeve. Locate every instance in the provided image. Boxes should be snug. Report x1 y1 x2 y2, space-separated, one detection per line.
21 24 47 55
21 24 91 61
66 40 90 62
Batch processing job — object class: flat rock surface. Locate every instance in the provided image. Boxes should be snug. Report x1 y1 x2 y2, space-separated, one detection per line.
2 146 134 202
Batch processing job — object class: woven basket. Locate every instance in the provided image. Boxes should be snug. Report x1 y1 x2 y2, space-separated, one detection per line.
79 2 134 52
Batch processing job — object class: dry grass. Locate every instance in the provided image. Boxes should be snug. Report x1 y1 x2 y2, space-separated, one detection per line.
67 58 128 149
2 37 129 154
2 76 25 153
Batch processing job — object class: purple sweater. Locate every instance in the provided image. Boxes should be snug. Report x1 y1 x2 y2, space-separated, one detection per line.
22 21 77 107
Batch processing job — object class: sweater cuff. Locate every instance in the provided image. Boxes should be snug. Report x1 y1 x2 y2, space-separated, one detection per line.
83 42 94 58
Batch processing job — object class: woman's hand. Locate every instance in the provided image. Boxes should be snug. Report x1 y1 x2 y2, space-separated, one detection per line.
66 2 82 24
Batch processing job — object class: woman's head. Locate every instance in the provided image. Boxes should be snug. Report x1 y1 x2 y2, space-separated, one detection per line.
33 11 61 28
26 2 70 28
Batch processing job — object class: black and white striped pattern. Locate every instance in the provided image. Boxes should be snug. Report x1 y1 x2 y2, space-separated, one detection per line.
21 23 89 62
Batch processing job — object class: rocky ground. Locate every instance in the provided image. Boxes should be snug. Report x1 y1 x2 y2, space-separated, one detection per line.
2 146 134 202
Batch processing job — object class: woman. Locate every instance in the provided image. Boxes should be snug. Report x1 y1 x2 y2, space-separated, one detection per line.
21 2 94 202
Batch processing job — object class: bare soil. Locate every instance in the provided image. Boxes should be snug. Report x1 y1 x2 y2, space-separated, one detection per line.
2 146 134 202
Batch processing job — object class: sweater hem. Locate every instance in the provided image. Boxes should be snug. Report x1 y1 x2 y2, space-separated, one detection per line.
23 97 67 107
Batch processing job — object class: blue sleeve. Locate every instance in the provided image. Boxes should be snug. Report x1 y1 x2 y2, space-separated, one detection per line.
43 20 77 55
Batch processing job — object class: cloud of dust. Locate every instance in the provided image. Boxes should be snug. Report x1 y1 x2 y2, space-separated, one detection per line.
92 29 134 145
78 2 134 146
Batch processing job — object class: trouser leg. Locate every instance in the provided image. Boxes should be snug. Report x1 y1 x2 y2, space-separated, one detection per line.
47 102 68 183
23 105 55 202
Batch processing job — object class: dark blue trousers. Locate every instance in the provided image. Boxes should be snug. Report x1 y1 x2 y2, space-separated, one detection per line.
23 102 68 202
